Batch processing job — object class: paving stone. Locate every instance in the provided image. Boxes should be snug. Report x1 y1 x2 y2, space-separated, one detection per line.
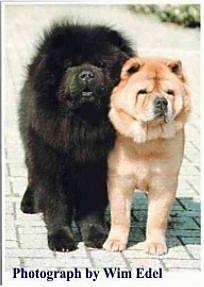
186 176 200 192
6 240 19 248
194 216 200 226
18 226 47 235
55 244 88 259
123 249 153 259
128 228 146 244
6 258 21 270
6 201 15 214
124 246 190 260
171 199 186 211
168 267 201 272
129 258 163 269
23 258 92 268
179 198 200 211
15 213 45 229
89 250 128 268
163 247 191 260
180 165 199 176
15 220 46 228
5 178 13 196
6 227 17 241
168 216 199 230
167 229 200 238
162 259 200 271
179 237 200 245
131 191 147 210
15 211 43 222
185 245 200 259
9 177 27 198
6 248 55 259
9 163 27 177
19 233 48 249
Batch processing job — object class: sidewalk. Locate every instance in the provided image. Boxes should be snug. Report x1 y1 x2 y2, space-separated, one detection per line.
5 5 200 272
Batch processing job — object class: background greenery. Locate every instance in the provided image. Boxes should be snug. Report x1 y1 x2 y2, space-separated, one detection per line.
130 5 200 28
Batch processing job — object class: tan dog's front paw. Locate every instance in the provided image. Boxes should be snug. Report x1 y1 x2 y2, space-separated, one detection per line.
147 241 167 255
103 238 126 252
136 240 167 255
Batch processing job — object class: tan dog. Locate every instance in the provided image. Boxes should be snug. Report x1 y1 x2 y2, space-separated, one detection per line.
103 57 191 255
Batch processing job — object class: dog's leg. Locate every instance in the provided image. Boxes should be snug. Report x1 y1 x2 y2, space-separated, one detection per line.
103 175 134 251
44 185 76 252
77 213 107 248
20 185 37 214
75 163 108 248
21 169 42 214
140 176 177 255
76 194 108 249
20 157 40 213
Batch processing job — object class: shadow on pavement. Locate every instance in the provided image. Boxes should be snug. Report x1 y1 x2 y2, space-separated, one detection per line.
126 191 200 248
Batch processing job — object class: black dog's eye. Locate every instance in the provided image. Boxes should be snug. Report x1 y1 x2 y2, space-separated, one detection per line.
137 89 147 96
97 61 107 68
166 89 175 96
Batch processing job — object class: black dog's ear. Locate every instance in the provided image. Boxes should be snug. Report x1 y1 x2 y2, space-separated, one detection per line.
106 29 135 56
28 54 47 78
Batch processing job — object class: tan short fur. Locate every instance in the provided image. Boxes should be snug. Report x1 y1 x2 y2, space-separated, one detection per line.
103 57 191 255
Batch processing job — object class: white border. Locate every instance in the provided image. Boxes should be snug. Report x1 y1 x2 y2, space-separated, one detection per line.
1 0 203 286
1 0 203 5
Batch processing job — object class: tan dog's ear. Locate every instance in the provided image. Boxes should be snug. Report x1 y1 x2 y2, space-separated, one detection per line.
167 60 185 81
121 57 141 80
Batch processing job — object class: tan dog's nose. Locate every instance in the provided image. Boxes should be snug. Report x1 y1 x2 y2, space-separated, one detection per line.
154 96 168 112
154 96 168 123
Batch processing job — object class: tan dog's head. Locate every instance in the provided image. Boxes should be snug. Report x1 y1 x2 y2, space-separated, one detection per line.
111 57 191 127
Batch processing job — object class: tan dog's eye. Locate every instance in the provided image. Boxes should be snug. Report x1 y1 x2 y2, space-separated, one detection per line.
127 63 140 75
167 60 183 78
171 63 180 74
137 89 147 96
166 89 175 96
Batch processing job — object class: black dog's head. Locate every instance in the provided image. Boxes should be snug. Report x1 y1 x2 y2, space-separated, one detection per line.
29 23 134 119
59 63 108 110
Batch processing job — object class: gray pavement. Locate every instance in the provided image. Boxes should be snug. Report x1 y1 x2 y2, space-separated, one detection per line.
4 5 200 272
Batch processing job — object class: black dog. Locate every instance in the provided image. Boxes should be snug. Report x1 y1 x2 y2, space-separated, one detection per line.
19 22 134 251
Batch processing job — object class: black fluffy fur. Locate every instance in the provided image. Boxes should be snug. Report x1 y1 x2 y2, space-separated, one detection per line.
19 22 134 251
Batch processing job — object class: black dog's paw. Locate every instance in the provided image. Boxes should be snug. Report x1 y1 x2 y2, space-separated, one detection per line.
83 225 107 248
20 186 37 214
48 227 77 252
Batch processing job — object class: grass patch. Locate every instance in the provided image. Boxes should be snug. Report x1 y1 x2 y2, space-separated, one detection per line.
130 5 200 28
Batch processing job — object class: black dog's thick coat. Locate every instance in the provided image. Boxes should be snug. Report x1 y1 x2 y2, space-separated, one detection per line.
19 23 134 251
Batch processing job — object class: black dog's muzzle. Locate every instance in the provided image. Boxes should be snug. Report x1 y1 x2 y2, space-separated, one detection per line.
59 63 110 111
78 70 96 97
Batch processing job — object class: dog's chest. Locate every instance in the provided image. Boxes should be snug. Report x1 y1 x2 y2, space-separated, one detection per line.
129 143 182 190
113 145 169 190
109 133 184 192
131 157 150 190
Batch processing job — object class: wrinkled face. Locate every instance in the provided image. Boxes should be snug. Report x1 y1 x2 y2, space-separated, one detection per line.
111 57 190 125
59 50 127 112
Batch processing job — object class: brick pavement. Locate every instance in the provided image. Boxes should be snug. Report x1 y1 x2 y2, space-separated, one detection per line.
4 5 200 272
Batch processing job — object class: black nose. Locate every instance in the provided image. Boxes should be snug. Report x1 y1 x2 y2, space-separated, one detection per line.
154 96 168 112
79 70 95 82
